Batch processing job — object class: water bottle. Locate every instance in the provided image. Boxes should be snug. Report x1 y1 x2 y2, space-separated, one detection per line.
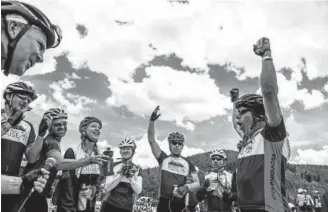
78 183 87 211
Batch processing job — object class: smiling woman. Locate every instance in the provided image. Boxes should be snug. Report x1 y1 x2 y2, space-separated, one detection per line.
55 116 105 212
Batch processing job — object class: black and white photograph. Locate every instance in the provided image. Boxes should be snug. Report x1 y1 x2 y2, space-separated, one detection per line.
1 0 328 212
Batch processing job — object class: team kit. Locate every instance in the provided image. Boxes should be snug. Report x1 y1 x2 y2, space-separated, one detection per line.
1 1 322 212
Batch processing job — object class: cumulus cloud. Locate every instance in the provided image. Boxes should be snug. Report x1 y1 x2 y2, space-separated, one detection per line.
20 0 328 79
291 146 328 165
12 0 327 123
276 73 327 110
49 79 97 114
107 66 230 125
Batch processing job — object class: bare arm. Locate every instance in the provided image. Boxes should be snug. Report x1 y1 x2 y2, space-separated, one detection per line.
129 176 143 195
148 121 162 159
256 38 283 126
232 102 243 138
230 88 243 138
46 150 91 171
25 135 44 163
186 173 200 192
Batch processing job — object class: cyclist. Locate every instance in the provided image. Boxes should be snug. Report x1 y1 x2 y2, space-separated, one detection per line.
313 190 321 212
196 149 233 212
1 0 62 76
101 138 143 212
230 37 291 212
304 190 314 212
56 116 105 212
296 188 306 212
23 110 108 212
1 81 52 212
147 106 200 212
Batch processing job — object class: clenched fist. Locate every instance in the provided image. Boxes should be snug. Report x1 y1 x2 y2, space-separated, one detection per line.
253 37 271 57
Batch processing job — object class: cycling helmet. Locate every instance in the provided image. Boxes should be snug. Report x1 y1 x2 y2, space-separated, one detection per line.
210 149 227 159
168 132 185 143
118 138 136 150
298 188 303 193
79 116 102 133
235 93 265 119
44 108 67 120
2 1 62 75
3 81 37 101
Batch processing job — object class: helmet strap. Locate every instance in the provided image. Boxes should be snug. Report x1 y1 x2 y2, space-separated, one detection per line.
3 19 31 75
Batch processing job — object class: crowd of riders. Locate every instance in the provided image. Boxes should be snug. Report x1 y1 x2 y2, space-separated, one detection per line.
291 188 322 212
2 1 326 212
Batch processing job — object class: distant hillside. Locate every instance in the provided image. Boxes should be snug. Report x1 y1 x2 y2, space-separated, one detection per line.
141 150 328 201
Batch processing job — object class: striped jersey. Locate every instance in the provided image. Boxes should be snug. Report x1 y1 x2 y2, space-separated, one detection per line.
236 118 290 212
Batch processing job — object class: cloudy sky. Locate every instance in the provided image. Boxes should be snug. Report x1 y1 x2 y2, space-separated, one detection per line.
2 0 328 168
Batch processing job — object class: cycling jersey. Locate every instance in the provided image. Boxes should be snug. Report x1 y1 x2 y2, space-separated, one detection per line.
24 134 61 196
156 150 196 199
198 168 233 212
56 144 101 212
1 109 36 176
105 161 142 211
297 194 306 207
236 118 290 212
313 195 321 208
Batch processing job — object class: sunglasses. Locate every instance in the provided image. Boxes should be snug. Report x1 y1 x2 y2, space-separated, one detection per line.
212 157 224 161
170 141 184 146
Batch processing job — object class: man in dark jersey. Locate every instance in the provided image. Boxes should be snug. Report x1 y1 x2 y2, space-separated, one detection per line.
230 38 291 212
1 81 53 212
147 106 200 212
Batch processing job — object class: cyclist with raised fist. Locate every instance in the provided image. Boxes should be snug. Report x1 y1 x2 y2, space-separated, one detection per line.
230 38 291 212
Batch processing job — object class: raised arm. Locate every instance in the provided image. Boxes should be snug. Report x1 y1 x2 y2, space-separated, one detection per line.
254 37 283 126
147 106 162 159
230 88 243 138
26 114 53 163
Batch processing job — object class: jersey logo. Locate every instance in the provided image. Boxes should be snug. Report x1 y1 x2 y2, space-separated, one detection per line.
79 164 100 175
162 157 189 176
2 123 31 145
238 134 264 158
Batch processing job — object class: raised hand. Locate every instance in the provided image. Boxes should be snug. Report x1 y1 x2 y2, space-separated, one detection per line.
230 88 239 103
253 37 271 57
150 105 161 121
38 114 52 137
